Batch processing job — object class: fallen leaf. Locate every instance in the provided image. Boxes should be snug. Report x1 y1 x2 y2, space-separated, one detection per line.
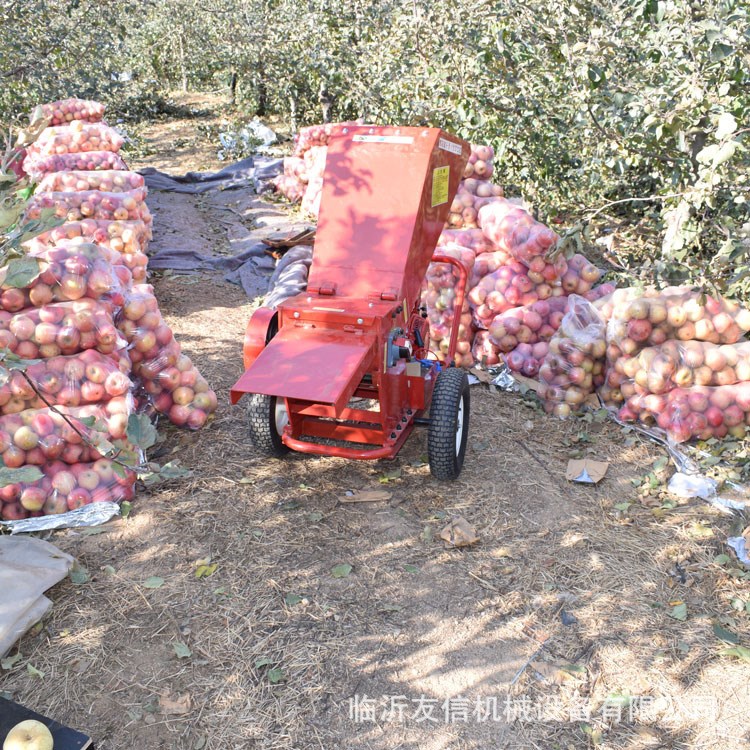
340 489 391 503
331 563 352 578
173 642 192 659
120 501 132 519
713 622 740 645
1 653 22 670
194 562 217 579
669 602 688 621
720 645 750 662
159 692 191 715
403 564 420 574
440 516 479 547
268 667 286 684
26 664 44 678
255 657 274 669
143 576 165 589
285 593 303 607
69 565 89 585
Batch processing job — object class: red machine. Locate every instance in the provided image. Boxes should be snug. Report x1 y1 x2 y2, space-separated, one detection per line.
231 125 471 479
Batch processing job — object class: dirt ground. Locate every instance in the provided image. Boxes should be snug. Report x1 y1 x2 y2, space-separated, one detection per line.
2 95 749 750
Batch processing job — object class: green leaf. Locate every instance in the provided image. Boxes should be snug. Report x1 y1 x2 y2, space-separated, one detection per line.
254 657 274 669
714 554 731 565
172 642 192 659
0 465 43 485
267 667 285 684
1 652 22 670
120 500 132 518
127 414 158 450
614 502 631 511
69 566 90 585
285 593 303 607
669 603 688 621
143 576 165 589
403 564 420 574
713 623 739 645
712 141 737 168
716 112 737 140
194 563 217 579
142 460 192 486
331 563 352 578
26 663 45 678
720 645 750 662
3 257 40 288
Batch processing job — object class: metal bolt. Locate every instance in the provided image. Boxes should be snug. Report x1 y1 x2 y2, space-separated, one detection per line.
357 318 363 325
307 296 312 302
390 433 396 439
293 312 300 319
343 128 349 134
396 424 402 431
368 302 374 308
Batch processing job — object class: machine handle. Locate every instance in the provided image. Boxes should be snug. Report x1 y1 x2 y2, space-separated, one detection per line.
431 254 469 365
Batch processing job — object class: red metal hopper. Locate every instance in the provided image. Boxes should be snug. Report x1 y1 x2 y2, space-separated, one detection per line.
231 125 472 478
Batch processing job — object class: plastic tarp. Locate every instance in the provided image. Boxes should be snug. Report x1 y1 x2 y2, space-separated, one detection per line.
139 156 282 195
0 537 74 657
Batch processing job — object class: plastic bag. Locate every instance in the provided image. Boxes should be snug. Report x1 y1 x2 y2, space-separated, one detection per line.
0 300 124 358
0 400 132 467
0 243 128 311
23 151 129 180
41 98 105 126
421 245 475 366
118 286 217 430
25 122 124 158
0 458 136 520
37 170 144 194
25 187 148 223
537 295 607 417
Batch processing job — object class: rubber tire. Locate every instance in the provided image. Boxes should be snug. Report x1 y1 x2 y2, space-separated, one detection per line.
247 393 289 457
427 367 470 480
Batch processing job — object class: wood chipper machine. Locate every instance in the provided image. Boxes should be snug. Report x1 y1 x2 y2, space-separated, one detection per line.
230 125 471 479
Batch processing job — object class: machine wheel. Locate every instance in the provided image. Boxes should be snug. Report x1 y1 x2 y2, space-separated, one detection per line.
427 367 470 480
247 393 290 457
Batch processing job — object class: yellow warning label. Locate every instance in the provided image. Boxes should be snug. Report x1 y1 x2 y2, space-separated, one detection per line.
431 166 450 207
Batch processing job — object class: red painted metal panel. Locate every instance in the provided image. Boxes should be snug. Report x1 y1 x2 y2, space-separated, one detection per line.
230 326 375 411
308 126 468 307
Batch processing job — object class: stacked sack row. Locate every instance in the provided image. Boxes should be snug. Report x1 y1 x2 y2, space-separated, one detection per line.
272 121 364 217
421 144 613 373
0 98 217 521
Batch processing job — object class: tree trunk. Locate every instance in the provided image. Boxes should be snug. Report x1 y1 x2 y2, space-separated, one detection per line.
177 33 187 93
229 72 238 105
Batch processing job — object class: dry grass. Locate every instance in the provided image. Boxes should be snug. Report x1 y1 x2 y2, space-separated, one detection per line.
1 100 749 750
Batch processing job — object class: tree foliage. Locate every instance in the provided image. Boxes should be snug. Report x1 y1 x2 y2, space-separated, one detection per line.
0 0 747 293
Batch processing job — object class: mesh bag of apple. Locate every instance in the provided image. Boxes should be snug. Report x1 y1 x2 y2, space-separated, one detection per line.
300 145 328 218
36 169 144 194
24 187 148 224
421 245 476 366
597 286 750 407
24 220 150 283
273 173 306 203
118 286 218 430
41 97 105 126
0 457 137 520
0 349 132 415
446 144 503 229
537 295 607 417
23 151 129 180
0 244 129 312
24 121 124 159
438 228 497 256
0 299 124 359
611 339 750 442
0 402 133 470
